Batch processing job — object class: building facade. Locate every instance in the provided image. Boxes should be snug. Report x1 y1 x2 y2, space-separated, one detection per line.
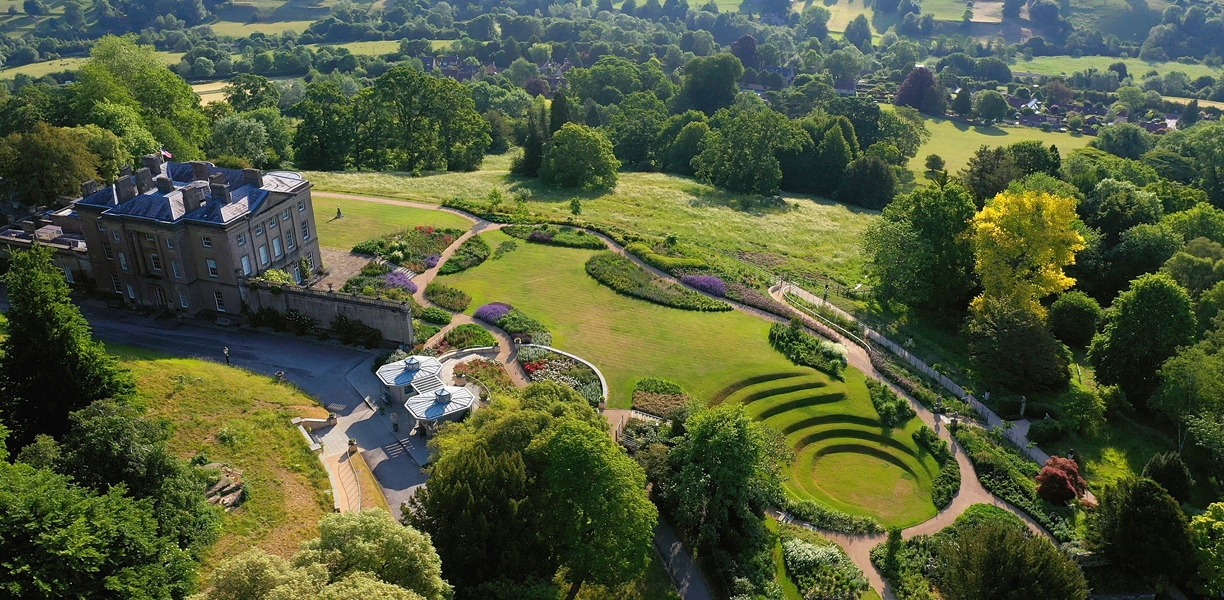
73 156 321 316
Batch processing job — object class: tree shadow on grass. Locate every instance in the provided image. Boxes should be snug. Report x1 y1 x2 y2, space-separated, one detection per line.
972 125 1010 136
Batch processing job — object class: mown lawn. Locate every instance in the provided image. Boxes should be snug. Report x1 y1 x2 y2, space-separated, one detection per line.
436 229 817 407
305 160 876 283
313 195 473 250
1010 54 1218 79
113 345 332 576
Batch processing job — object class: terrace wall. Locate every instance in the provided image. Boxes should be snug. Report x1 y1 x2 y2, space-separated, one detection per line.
241 279 414 345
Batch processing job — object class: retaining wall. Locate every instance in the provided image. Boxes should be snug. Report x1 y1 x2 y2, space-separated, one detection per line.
240 279 414 345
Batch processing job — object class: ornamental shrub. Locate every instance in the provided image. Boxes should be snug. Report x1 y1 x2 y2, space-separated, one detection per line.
331 315 383 348
438 236 491 275
443 324 496 349
680 274 727 297
1036 455 1086 505
783 497 883 534
503 225 606 249
866 379 916 427
383 271 418 294
261 268 295 284
424 283 471 312
625 242 706 272
912 425 960 508
768 319 847 377
1027 418 1067 445
416 306 452 326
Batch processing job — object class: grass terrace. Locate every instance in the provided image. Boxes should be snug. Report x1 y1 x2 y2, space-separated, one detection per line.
314 196 472 250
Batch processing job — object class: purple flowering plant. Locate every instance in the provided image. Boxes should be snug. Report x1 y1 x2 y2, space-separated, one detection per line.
680 274 727 297
383 271 418 294
474 302 514 323
425 254 441 268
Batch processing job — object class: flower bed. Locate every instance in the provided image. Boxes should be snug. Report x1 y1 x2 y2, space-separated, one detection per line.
440 324 496 350
679 274 727 297
625 241 707 271
779 523 870 600
517 346 603 407
503 224 606 249
585 252 731 312
473 302 514 323
768 319 847 378
473 302 552 345
415 306 452 326
340 262 418 301
631 378 690 418
438 236 491 275
352 226 461 272
453 358 515 392
413 320 441 346
951 425 1077 541
912 425 960 509
424 282 472 312
782 497 884 535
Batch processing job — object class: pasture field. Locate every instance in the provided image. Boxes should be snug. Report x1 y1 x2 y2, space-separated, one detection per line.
1010 55 1220 79
910 115 1092 177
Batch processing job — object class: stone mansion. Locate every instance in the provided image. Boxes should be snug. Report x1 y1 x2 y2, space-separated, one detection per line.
0 155 321 316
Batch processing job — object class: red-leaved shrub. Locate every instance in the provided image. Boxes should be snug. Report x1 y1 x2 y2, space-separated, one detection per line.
1036 456 1087 504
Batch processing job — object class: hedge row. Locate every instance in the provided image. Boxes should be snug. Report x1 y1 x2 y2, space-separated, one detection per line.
768 319 847 378
866 379 916 427
625 241 707 272
912 425 960 509
782 497 884 535
503 224 607 249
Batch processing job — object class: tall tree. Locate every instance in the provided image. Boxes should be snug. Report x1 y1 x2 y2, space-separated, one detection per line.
970 189 1085 316
814 126 852 195
843 14 873 51
512 96 548 177
1091 272 1196 404
224 73 281 113
664 404 790 581
1190 502 1224 597
541 123 620 190
1088 477 1193 581
0 246 133 445
0 122 99 206
934 521 1089 600
550 85 572 133
693 102 806 195
836 155 897 208
893 66 937 112
870 184 978 311
541 421 656 600
292 81 353 170
677 54 743 115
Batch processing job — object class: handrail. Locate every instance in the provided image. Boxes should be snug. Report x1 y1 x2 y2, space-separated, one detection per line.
784 290 870 349
345 451 362 511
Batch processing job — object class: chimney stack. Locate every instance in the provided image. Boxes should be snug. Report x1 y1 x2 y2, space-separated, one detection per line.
81 180 99 197
119 165 133 178
190 161 210 181
182 181 209 213
115 176 138 202
141 154 163 177
210 183 231 203
154 175 175 193
135 167 154 193
243 168 264 188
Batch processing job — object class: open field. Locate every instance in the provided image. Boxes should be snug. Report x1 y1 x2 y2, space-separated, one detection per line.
438 229 935 524
1010 55 1221 79
209 19 317 36
910 115 1093 177
115 345 332 574
306 162 875 283
0 50 184 79
314 196 473 249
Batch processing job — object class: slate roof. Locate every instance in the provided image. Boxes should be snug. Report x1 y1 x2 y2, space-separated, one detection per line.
77 162 283 226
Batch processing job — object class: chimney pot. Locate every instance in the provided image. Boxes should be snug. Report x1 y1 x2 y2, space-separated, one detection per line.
182 181 209 213
135 167 154 193
210 183 231 203
243 168 264 188
141 154 163 177
154 176 174 193
116 176 138 202
189 161 211 181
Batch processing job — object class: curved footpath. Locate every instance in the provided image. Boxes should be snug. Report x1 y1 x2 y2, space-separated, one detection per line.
313 190 1046 600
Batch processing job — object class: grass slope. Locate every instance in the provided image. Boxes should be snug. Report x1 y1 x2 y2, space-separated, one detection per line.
306 159 875 283
314 195 473 249
115 345 331 575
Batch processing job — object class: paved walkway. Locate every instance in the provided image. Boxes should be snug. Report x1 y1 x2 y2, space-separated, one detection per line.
654 519 716 600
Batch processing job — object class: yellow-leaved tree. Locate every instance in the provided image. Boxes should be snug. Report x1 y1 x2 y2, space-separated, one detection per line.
971 190 1086 316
